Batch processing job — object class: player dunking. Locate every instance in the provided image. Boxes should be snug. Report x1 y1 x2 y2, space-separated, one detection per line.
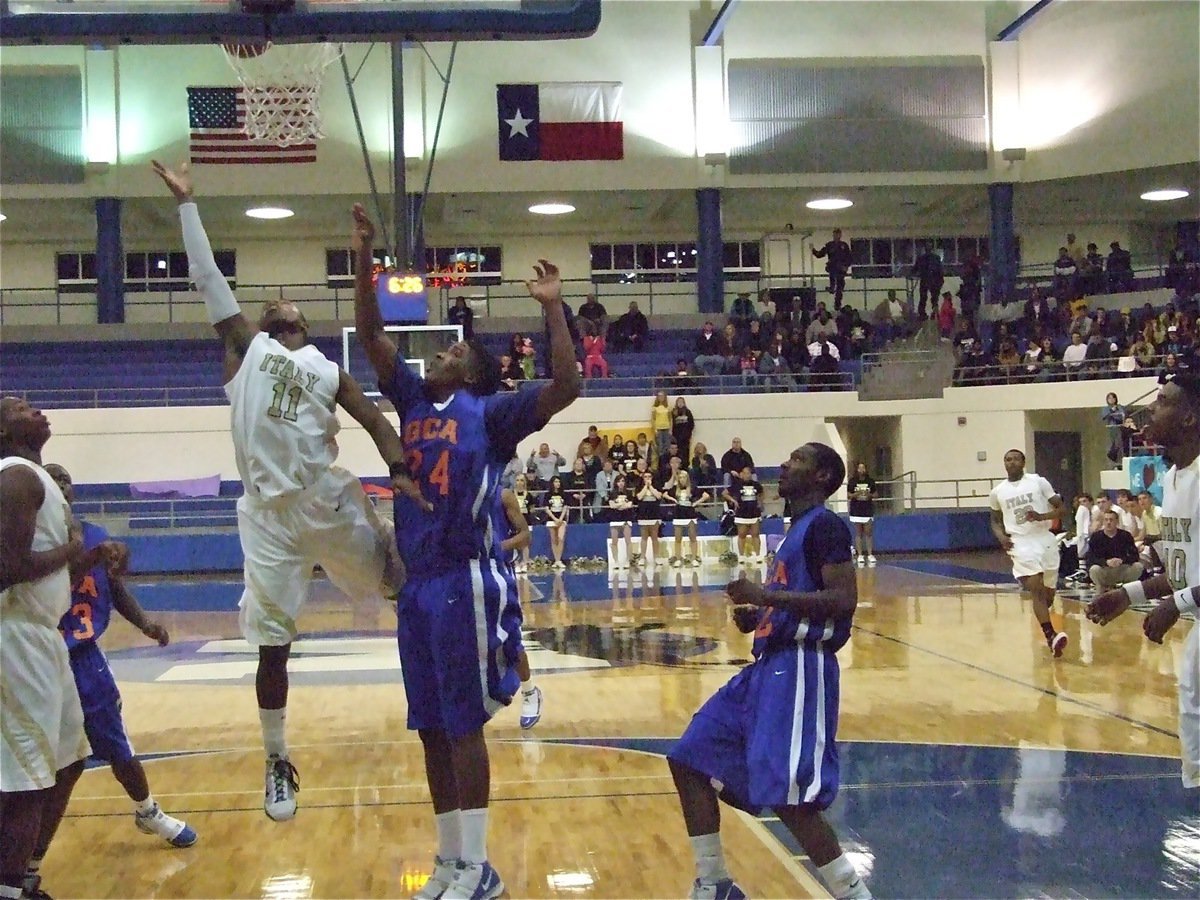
667 443 871 900
0 398 122 900
989 449 1069 656
42 464 197 853
1087 374 1199 789
352 204 579 900
153 161 424 822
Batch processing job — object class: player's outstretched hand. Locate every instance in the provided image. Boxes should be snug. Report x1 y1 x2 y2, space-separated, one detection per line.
351 203 375 253
731 604 760 633
392 473 433 512
727 573 766 607
142 620 170 647
1143 599 1180 644
1085 587 1131 625
526 259 562 307
151 160 194 203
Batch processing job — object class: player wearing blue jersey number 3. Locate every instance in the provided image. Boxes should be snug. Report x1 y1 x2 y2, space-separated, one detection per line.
352 204 580 900
668 443 871 900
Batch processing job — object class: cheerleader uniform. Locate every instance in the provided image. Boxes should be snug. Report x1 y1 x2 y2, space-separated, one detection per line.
636 484 662 527
733 476 764 525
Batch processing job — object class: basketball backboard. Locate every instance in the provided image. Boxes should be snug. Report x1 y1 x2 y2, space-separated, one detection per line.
0 0 602 45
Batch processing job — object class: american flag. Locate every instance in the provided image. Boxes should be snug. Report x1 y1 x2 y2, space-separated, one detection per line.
187 87 317 165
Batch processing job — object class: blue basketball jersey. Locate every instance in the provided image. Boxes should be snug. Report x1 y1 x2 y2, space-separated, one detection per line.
752 504 853 657
382 355 547 576
59 521 114 651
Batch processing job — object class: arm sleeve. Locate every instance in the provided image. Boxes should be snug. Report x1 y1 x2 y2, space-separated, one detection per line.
484 386 550 461
178 202 241 324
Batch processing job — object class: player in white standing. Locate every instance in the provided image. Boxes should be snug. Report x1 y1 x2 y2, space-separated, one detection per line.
0 398 123 900
989 449 1069 656
1087 373 1199 790
153 160 424 821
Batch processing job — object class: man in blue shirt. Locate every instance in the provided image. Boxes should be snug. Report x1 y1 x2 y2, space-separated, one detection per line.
667 443 871 900
351 204 579 900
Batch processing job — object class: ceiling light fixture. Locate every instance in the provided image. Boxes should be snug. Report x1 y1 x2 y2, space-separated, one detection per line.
528 202 575 215
1140 189 1189 202
806 198 853 211
245 206 295 220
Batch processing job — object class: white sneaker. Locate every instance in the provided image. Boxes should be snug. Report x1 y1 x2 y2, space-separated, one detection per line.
670 556 683 567
519 685 543 729
857 555 866 566
442 861 504 900
134 802 198 847
264 755 299 821
414 856 462 900
867 554 877 566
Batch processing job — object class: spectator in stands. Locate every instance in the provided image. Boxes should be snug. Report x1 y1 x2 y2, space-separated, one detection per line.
1112 306 1137 343
582 328 608 379
690 442 719 491
527 442 565 491
518 336 537 380
1052 247 1078 301
1083 242 1106 295
1066 233 1087 268
610 301 649 352
1159 352 1187 383
1022 337 1047 382
578 424 605 458
996 338 1021 382
1107 241 1134 292
720 323 742 374
784 329 810 374
1022 291 1051 337
953 337 993 386
671 397 695 462
805 307 838 345
1067 304 1093 338
911 243 944 319
657 452 684 492
1163 325 1187 358
1101 392 1135 467
844 310 871 357
720 437 754 479
650 391 672 459
937 292 956 338
498 354 524 391
593 458 617 517
959 252 983 317
565 458 592 524
808 337 842 391
634 433 654 470
811 228 852 308
668 358 694 392
607 433 628 470
1086 510 1143 590
501 456 524 490
621 439 641 475
744 318 768 353
738 345 761 389
509 331 527 362
1130 332 1157 370
1084 332 1115 378
578 441 602 487
1062 330 1087 377
446 296 474 339
693 321 727 377
728 292 756 329
758 333 794 391
577 293 608 336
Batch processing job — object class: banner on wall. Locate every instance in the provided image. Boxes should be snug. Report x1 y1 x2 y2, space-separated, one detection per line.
1128 455 1168 505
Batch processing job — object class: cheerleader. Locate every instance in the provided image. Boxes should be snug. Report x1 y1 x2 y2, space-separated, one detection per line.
636 470 665 566
544 475 569 569
723 465 764 563
511 474 535 572
665 470 710 566
606 473 635 569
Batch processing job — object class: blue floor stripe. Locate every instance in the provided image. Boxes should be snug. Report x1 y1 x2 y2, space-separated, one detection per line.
885 558 1016 585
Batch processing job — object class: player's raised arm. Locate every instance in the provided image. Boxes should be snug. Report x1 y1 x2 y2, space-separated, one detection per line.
526 260 582 421
151 161 254 378
351 204 399 387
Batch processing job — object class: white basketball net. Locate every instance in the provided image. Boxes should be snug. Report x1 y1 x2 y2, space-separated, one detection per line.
222 42 344 147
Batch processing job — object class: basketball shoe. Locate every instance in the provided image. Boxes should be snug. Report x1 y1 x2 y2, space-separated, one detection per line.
690 877 747 899
520 685 543 729
442 861 504 900
1049 632 1068 658
135 802 198 847
264 755 299 821
414 856 462 900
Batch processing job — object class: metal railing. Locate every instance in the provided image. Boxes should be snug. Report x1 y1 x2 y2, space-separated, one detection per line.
952 354 1169 387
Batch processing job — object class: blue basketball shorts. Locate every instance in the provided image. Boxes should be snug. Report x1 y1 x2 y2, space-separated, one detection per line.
397 558 524 738
668 643 841 812
69 642 136 765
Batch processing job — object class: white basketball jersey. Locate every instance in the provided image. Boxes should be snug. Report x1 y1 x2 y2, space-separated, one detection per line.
0 457 71 629
225 331 342 499
990 473 1058 548
1159 456 1199 594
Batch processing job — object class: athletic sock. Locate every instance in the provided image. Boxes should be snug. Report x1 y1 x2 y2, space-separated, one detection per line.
259 707 288 759
435 809 462 861
689 833 730 883
521 678 536 696
460 807 488 864
818 854 868 898
136 795 157 815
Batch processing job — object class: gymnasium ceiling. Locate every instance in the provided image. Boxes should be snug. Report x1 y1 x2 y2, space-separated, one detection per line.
0 161 1196 244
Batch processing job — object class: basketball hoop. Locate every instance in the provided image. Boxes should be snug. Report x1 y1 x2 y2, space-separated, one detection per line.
221 41 343 147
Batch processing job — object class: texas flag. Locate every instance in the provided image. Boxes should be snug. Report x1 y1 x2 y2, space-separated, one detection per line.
497 82 623 162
